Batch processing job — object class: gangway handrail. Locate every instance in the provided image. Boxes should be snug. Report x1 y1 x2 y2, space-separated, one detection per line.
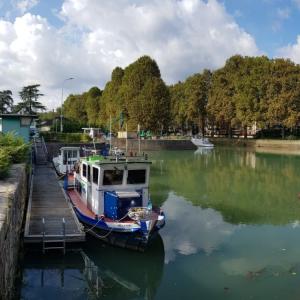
41 136 48 160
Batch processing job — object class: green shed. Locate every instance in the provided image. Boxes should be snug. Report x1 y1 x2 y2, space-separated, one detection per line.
0 114 37 142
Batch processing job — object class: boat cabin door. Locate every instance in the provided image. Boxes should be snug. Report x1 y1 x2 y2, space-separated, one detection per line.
90 166 100 214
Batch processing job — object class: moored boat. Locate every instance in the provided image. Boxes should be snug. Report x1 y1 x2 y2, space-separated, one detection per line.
191 136 214 148
52 146 81 175
66 152 165 248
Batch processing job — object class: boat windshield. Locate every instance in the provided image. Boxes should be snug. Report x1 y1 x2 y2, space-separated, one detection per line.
127 169 146 184
103 169 124 185
63 150 79 164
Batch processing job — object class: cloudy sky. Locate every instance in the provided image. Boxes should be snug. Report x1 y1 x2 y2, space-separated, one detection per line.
0 0 300 109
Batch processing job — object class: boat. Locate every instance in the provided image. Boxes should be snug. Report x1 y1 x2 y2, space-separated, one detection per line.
52 146 81 175
191 136 214 148
65 152 165 248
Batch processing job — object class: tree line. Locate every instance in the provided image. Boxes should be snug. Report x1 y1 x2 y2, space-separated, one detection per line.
57 54 300 137
6 54 300 137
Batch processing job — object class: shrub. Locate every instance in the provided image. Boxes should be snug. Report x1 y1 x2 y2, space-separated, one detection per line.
0 149 10 179
4 144 29 163
0 133 29 179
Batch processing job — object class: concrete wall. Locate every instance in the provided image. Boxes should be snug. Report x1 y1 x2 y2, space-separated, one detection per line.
46 138 300 156
112 138 197 151
0 164 27 300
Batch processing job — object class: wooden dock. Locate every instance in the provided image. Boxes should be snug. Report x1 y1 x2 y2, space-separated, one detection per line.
24 138 85 246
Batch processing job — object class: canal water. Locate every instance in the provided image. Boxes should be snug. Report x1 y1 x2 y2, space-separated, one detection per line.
19 148 300 299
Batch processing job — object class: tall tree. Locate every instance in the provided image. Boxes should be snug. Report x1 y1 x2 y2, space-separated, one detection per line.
85 87 102 126
185 69 212 136
15 84 45 114
0 90 13 113
63 93 88 125
118 55 165 130
100 67 124 130
134 77 170 133
169 82 187 132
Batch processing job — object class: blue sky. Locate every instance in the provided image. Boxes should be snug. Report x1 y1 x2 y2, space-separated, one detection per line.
223 0 300 56
0 0 300 109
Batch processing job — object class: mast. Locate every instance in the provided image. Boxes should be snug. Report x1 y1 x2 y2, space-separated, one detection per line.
138 124 141 154
125 123 128 154
109 115 112 153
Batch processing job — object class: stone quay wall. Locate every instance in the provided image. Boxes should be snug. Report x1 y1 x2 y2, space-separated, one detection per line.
0 164 27 300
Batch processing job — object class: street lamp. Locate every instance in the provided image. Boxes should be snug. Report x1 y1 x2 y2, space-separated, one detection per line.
60 77 74 133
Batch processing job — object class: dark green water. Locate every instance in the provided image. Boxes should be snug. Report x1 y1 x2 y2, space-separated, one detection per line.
20 148 300 299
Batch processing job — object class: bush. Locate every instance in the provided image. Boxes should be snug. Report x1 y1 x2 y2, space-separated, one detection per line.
0 133 29 179
0 149 10 179
4 144 29 163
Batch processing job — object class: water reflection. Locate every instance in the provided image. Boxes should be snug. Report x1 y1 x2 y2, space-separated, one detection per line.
20 236 165 300
161 192 236 263
150 149 300 225
194 147 214 156
20 149 300 300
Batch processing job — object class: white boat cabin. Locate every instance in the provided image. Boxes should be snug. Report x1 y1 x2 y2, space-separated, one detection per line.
53 146 81 174
74 156 151 219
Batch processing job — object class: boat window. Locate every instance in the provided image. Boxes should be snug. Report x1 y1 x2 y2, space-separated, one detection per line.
127 169 146 184
63 151 67 164
82 164 87 178
103 169 123 185
73 150 78 158
93 167 99 185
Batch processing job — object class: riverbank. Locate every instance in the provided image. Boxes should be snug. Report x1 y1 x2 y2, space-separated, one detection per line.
45 138 300 156
0 164 27 300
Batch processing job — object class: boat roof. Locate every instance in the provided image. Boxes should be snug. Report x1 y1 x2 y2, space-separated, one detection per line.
60 146 81 150
81 155 151 166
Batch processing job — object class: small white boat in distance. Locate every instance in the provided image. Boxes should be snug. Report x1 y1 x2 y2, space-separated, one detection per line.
191 137 214 148
53 146 81 175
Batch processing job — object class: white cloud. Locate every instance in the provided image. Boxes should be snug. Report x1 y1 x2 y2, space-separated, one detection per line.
0 0 259 109
15 0 39 14
277 35 300 63
161 192 236 263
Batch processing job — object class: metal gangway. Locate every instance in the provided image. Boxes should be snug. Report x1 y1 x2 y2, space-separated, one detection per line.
24 137 85 250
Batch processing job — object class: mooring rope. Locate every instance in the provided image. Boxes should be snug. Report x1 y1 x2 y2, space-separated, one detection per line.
84 212 129 239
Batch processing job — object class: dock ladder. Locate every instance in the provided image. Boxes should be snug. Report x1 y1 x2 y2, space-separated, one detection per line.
42 218 66 254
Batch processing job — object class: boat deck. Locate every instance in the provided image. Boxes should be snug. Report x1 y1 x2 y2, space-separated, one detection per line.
24 138 85 244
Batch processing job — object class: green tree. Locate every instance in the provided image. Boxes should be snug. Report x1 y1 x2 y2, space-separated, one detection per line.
100 67 124 130
169 82 187 132
15 84 45 114
85 87 102 126
0 90 13 113
63 93 88 125
185 69 212 136
264 59 300 137
134 77 170 133
119 55 165 130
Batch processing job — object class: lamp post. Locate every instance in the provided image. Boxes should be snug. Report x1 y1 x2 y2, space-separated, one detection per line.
60 77 74 133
